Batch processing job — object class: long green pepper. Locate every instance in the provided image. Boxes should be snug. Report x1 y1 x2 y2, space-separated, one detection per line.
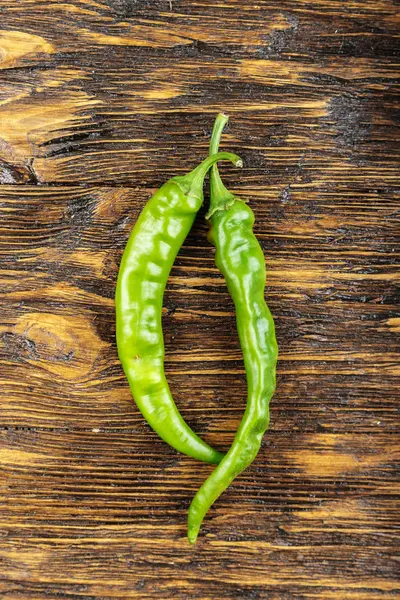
188 114 278 543
116 151 242 465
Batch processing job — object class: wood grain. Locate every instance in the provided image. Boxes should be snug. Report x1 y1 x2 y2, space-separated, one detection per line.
0 1 399 598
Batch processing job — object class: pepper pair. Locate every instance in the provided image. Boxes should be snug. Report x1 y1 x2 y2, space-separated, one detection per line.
115 114 278 543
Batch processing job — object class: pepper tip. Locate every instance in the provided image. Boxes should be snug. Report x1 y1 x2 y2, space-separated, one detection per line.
188 529 199 545
187 517 200 544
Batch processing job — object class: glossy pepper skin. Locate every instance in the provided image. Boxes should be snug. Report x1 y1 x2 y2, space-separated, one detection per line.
116 151 242 465
188 114 278 542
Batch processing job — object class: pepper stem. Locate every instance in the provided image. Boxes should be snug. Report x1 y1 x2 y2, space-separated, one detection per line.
207 113 245 219
173 151 242 198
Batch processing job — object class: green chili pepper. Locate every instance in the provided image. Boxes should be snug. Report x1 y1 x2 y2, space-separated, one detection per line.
116 151 242 465
187 114 278 542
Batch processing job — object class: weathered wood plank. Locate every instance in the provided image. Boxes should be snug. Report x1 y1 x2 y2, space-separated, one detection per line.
0 0 398 63
0 57 398 184
0 0 398 184
1 425 398 598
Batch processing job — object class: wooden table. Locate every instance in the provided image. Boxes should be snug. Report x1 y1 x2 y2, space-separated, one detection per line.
1 1 399 598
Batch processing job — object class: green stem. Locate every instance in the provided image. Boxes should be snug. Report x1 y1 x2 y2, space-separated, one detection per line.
207 113 241 219
173 151 242 198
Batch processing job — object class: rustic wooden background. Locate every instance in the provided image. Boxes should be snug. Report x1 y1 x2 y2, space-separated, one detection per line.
1 1 399 598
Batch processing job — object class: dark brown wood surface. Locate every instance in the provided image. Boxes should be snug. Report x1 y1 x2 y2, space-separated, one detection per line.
1 1 399 598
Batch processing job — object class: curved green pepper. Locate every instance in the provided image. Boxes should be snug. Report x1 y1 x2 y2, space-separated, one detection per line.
188 115 278 542
116 151 242 465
